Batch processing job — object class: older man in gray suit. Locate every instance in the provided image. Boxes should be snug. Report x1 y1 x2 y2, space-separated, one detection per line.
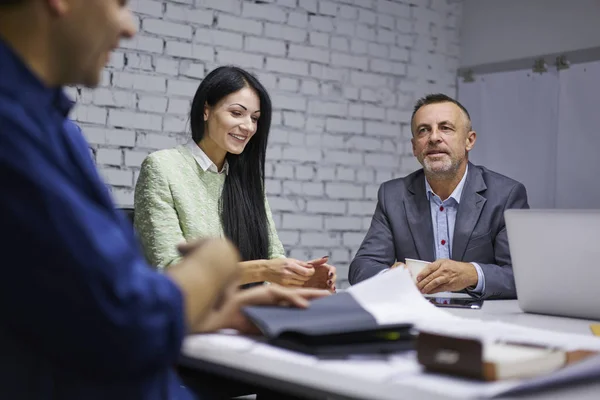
349 94 529 299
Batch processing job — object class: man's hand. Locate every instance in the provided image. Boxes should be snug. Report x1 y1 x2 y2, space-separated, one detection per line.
177 239 209 258
167 238 240 330
416 259 478 294
175 238 239 284
264 258 315 287
194 284 330 334
390 261 406 269
303 256 337 292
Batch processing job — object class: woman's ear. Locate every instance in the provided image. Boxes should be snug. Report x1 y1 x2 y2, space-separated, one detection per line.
203 103 210 122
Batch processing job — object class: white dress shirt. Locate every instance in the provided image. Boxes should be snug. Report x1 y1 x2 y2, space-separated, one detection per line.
186 139 229 175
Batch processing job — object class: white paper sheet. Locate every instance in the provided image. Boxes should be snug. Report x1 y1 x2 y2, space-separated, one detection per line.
347 267 458 325
347 267 600 352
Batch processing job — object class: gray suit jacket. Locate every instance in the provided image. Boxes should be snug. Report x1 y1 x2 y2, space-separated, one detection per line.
349 163 529 299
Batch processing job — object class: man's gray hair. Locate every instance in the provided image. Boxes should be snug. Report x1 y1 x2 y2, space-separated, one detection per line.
411 93 473 132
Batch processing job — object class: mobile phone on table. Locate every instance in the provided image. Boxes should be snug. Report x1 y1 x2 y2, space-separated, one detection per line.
428 297 483 309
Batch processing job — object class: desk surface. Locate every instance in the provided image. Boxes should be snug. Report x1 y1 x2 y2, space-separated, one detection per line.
447 300 599 335
181 300 600 400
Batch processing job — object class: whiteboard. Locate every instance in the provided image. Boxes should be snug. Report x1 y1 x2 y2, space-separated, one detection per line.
458 69 559 208
555 60 600 208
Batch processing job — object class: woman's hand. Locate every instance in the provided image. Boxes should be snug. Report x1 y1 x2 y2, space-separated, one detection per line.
264 258 315 287
303 256 337 293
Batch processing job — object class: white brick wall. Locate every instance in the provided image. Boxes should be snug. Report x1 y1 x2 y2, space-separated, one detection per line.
71 0 463 286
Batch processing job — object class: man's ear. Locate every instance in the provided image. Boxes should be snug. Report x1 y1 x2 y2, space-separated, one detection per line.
465 130 476 152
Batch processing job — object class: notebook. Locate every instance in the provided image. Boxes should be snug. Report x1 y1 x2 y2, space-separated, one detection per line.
242 292 415 357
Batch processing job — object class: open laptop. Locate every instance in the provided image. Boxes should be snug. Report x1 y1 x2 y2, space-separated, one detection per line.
505 209 600 320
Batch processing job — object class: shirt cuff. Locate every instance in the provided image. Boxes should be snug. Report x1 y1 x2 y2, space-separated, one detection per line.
471 262 485 294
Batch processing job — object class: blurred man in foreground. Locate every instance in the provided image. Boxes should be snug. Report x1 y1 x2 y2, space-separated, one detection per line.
0 1 326 398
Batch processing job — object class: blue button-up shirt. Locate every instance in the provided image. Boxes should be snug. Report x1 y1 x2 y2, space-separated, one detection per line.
425 165 485 293
0 39 194 399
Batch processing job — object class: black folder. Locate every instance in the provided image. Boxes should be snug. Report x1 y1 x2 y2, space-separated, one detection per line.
242 292 415 358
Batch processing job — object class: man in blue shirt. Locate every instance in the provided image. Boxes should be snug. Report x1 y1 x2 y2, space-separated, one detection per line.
0 1 325 399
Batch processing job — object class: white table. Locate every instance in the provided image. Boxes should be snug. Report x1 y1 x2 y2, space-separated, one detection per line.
180 300 600 399
447 300 598 335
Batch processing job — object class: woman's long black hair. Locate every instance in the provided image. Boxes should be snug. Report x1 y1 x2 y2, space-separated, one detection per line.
190 66 272 261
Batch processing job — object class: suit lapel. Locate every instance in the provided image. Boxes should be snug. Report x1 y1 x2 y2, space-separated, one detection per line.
404 173 435 262
452 164 487 261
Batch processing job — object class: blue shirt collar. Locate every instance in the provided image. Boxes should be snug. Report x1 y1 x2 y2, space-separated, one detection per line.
425 164 469 204
0 38 74 118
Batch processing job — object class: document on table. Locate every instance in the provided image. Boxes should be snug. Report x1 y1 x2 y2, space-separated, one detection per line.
182 268 600 399
348 268 600 398
346 267 457 324
348 268 600 352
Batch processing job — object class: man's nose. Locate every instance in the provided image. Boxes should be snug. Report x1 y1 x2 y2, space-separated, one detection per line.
121 9 137 39
428 128 442 142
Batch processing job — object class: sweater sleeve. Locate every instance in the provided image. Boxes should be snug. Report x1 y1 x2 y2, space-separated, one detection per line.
134 154 185 269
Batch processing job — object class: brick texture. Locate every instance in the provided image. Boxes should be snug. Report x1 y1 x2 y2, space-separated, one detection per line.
71 0 463 287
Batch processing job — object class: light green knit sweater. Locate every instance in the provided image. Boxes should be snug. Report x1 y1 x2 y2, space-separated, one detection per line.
134 145 285 268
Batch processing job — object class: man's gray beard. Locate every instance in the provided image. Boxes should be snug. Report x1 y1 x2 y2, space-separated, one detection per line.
423 158 461 179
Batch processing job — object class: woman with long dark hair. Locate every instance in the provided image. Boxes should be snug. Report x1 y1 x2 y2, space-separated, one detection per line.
134 66 336 291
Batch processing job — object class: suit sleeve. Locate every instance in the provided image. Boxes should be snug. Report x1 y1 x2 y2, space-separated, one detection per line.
349 183 396 284
467 182 530 300
0 117 185 380
134 155 186 269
